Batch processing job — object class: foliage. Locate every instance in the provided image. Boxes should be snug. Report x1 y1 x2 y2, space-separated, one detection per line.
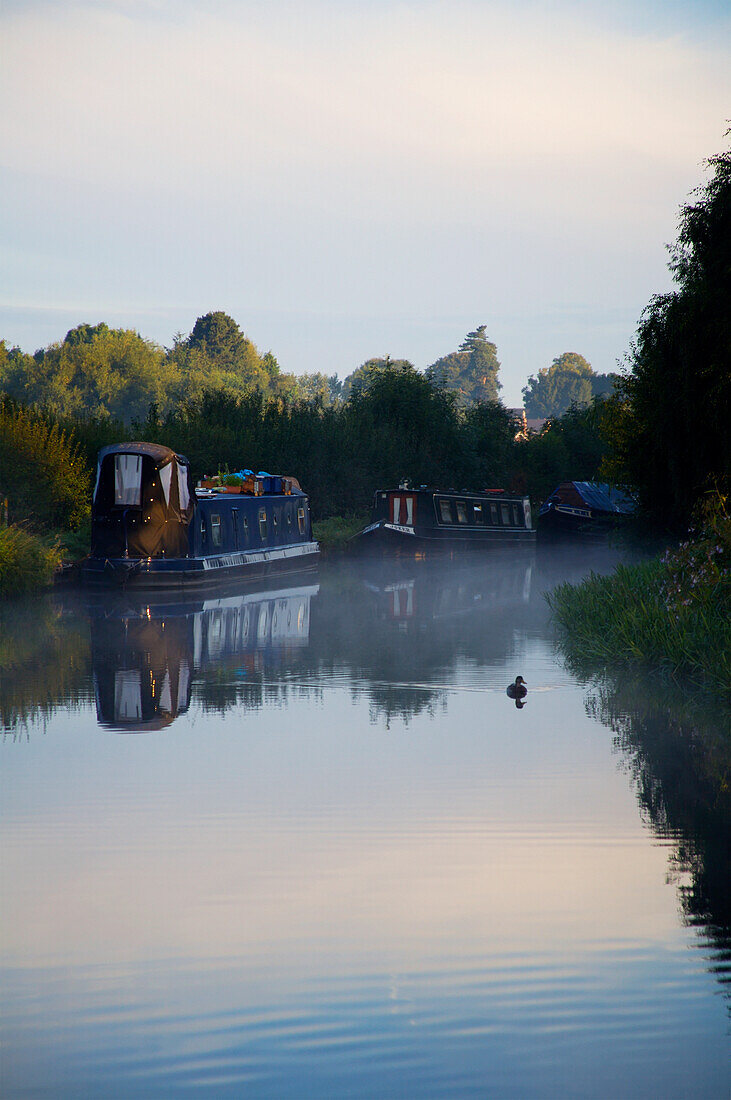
0 525 63 597
0 311 298 424
547 496 731 693
601 142 731 528
523 352 616 418
425 326 501 405
341 357 414 401
296 371 344 406
512 400 610 502
4 324 175 422
0 397 92 531
312 512 370 550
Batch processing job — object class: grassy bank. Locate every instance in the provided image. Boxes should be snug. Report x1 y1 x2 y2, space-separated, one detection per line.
547 524 731 695
0 525 63 597
312 512 369 551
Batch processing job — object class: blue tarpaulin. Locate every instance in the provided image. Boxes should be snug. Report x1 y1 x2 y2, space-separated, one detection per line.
542 481 636 516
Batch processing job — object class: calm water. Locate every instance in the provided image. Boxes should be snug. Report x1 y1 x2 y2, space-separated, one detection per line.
1 542 729 1098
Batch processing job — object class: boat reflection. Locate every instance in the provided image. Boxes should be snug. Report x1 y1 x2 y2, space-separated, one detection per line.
361 552 534 629
89 582 318 732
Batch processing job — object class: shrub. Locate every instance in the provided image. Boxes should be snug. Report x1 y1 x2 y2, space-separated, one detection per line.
0 397 92 530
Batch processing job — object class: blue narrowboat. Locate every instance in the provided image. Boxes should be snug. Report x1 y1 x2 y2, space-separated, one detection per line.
83 442 319 587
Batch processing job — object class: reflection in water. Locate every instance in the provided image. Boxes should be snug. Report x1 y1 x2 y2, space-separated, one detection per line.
89 585 317 732
585 675 731 1010
2 543 730 1098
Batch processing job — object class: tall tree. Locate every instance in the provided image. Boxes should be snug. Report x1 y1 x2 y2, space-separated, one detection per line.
602 141 731 526
522 352 595 418
425 326 500 405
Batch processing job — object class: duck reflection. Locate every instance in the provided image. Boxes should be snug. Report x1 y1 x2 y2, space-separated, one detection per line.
89 582 318 732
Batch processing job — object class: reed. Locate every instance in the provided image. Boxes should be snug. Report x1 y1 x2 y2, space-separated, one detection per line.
0 525 62 596
547 544 731 695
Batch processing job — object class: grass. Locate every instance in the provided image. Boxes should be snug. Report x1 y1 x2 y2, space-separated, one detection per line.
0 525 63 597
547 548 731 697
312 512 369 551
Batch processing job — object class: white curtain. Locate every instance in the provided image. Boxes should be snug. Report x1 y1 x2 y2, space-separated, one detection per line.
114 670 142 721
114 454 142 506
177 462 190 510
159 461 173 504
93 460 102 502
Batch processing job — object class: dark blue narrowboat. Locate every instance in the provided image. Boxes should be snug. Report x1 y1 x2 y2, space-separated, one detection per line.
357 487 535 548
83 442 319 588
538 481 636 532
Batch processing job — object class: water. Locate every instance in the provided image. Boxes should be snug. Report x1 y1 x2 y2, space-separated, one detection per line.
1 543 729 1098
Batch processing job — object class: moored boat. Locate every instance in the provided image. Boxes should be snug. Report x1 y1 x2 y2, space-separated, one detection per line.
357 487 535 548
82 442 319 588
538 481 635 533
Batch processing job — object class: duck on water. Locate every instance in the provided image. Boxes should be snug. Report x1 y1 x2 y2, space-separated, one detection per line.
507 675 528 708
82 442 319 589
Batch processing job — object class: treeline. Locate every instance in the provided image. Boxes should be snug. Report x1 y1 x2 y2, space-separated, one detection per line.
0 369 610 543
1 311 614 423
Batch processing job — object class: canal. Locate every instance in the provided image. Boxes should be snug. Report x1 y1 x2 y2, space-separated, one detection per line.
1 541 729 1098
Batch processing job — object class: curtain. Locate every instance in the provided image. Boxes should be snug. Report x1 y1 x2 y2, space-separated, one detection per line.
114 454 142 506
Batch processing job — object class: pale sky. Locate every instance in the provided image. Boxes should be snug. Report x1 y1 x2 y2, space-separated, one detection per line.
1 0 729 404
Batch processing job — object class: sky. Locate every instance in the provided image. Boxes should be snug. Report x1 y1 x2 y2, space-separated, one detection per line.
1 0 729 405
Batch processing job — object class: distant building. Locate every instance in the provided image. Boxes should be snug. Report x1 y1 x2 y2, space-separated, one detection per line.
508 409 547 440
507 408 528 441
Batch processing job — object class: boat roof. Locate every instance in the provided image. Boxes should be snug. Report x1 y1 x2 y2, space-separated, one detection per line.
98 442 189 466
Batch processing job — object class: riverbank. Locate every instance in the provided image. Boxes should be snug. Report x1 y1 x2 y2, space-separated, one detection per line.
547 524 731 696
0 525 63 597
312 512 368 552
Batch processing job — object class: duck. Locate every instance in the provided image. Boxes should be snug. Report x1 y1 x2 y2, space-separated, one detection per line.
506 675 528 707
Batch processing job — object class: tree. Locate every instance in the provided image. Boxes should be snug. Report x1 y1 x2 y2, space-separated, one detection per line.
425 326 501 405
342 357 415 401
522 352 596 418
1 326 174 422
602 141 731 526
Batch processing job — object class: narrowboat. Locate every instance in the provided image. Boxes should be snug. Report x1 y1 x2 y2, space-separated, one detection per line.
538 481 635 533
357 487 535 547
83 442 319 588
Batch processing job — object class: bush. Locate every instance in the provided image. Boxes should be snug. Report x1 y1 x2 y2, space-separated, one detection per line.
0 525 62 596
0 398 92 530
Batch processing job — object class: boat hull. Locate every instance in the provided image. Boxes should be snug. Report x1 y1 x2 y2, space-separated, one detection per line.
82 541 320 589
357 520 535 548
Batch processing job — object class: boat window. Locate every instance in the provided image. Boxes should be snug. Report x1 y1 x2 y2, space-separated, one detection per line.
512 503 522 526
259 507 268 541
232 509 239 549
473 503 485 525
490 503 500 524
114 454 142 506
273 509 279 532
211 514 222 547
438 498 452 523
455 501 468 524
200 516 207 542
242 515 249 543
500 503 511 525
286 507 293 528
297 506 306 535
